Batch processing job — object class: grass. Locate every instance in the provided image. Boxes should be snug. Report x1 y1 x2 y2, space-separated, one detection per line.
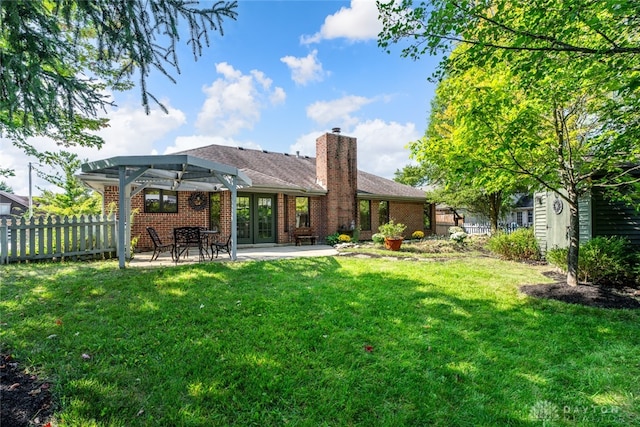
1 256 639 426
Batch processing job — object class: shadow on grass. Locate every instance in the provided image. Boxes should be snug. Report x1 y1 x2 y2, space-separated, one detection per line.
1 257 638 426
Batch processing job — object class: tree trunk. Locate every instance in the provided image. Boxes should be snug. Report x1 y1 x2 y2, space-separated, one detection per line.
488 192 502 234
566 187 580 286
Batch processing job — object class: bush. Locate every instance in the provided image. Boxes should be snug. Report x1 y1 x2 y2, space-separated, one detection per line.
545 247 567 270
412 230 425 240
325 232 340 246
378 220 406 239
371 233 385 244
338 234 352 243
546 236 635 286
448 226 464 235
487 228 541 261
450 231 468 244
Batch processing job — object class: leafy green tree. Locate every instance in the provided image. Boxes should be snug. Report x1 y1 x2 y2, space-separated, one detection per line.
1 0 238 174
393 164 429 187
0 181 13 193
34 151 101 216
379 1 640 286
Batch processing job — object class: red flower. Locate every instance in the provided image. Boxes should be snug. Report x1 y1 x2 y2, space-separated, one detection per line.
364 345 374 352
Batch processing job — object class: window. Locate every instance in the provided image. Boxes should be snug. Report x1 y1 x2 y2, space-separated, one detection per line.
0 203 11 216
209 192 221 230
527 210 533 224
144 189 177 213
359 200 371 231
296 197 310 227
378 201 389 226
516 211 523 226
423 203 432 229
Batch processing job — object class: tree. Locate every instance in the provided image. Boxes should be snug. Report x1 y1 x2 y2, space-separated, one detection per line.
378 0 640 79
1 0 238 173
34 151 101 216
379 1 640 286
0 181 13 193
412 55 639 285
393 164 429 188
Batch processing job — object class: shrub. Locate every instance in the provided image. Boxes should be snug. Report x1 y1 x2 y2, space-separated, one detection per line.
338 234 352 243
448 226 464 235
450 231 468 244
487 228 541 261
371 233 385 244
545 236 636 286
412 230 425 240
325 232 340 246
378 220 406 239
545 247 567 270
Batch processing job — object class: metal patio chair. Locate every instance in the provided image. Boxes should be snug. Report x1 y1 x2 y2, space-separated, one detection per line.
147 227 175 261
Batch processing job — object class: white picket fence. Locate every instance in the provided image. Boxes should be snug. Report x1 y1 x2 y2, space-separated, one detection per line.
0 215 117 264
463 223 523 235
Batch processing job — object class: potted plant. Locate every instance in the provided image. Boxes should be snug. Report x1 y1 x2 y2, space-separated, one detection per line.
378 219 407 251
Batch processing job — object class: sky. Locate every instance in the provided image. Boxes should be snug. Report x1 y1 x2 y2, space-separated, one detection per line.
1 0 440 197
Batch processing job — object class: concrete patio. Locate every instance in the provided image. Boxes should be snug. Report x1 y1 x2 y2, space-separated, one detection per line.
128 244 339 267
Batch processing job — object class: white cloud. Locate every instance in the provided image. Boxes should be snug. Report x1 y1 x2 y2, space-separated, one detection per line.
301 0 381 44
289 120 420 180
196 62 286 137
280 50 326 85
306 95 373 126
1 102 186 197
350 119 420 179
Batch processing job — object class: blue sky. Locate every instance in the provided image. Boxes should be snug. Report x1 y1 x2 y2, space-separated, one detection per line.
2 0 440 196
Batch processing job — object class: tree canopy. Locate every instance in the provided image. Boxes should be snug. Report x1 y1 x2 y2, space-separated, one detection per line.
1 0 238 172
34 151 101 216
379 1 640 286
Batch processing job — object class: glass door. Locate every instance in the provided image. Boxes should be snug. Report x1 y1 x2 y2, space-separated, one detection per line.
236 194 276 244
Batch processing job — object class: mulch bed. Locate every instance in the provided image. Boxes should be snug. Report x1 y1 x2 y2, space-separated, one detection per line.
1 354 54 427
520 270 640 309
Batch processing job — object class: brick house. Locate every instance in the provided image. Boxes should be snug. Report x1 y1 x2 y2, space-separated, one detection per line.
85 130 431 252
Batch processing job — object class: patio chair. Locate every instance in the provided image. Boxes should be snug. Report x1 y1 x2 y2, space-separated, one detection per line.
147 227 175 261
211 234 232 259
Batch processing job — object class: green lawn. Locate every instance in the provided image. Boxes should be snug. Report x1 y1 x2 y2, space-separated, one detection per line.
1 256 639 426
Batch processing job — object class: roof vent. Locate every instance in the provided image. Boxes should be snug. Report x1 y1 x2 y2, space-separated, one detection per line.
238 146 244 150
262 150 268 153
332 127 341 134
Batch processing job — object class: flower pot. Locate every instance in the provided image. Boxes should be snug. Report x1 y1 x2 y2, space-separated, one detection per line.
384 237 403 251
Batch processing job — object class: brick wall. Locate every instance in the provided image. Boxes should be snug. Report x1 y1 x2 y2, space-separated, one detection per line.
316 131 358 235
356 199 429 241
105 186 213 251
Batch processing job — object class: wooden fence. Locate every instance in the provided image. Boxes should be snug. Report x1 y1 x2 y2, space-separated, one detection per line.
0 215 117 264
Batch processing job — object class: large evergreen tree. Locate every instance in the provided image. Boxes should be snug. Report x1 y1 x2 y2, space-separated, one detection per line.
1 0 238 173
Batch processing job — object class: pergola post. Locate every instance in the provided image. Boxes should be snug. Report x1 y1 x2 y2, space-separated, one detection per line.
230 175 238 260
117 166 127 269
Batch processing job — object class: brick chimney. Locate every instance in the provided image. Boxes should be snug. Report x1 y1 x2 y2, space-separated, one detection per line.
316 128 358 234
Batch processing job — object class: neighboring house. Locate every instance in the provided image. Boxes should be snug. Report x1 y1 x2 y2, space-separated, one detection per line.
534 188 640 254
83 130 432 251
435 194 534 235
0 191 28 218
459 194 534 228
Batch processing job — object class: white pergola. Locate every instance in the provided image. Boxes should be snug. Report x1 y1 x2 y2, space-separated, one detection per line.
79 155 252 268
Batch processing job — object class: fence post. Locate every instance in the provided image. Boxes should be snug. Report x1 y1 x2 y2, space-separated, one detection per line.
0 218 8 264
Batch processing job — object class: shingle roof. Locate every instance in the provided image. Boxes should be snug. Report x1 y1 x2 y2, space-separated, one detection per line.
178 144 425 201
0 191 28 207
